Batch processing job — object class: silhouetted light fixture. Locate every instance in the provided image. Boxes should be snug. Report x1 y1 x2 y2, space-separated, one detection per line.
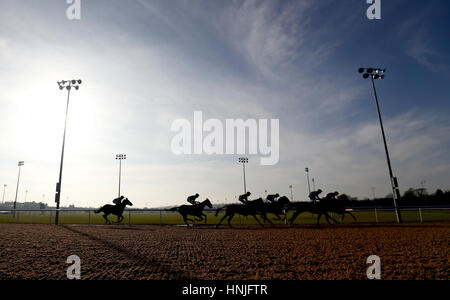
238 157 249 194
13 161 24 217
116 154 127 198
305 167 311 194
1 184 7 205
359 67 402 223
54 79 82 225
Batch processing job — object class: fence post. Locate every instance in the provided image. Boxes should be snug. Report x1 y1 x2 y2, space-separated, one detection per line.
419 208 423 223
375 207 379 224
160 210 162 225
88 210 91 225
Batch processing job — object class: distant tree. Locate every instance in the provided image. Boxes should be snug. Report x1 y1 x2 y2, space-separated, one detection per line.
435 189 444 199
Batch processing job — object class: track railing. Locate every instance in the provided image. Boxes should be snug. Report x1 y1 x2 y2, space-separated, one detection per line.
0 206 449 225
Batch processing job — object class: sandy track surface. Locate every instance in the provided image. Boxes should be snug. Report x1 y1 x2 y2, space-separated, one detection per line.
0 223 448 280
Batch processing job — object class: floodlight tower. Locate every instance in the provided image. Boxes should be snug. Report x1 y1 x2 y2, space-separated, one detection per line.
358 67 402 223
305 168 311 193
1 184 6 205
116 154 127 198
238 157 249 194
289 185 293 201
13 161 24 217
55 79 82 225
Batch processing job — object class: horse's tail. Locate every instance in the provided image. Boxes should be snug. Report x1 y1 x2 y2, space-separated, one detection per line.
167 206 178 212
94 206 103 214
215 206 224 217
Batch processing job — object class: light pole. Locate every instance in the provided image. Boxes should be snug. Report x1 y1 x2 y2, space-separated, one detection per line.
24 190 28 203
1 184 6 205
305 168 311 194
13 161 24 217
312 178 316 191
116 154 127 197
289 185 293 201
55 79 82 225
358 67 402 223
238 157 249 194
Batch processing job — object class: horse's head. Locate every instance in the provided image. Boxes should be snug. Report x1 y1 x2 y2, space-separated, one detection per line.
122 198 133 207
203 198 213 208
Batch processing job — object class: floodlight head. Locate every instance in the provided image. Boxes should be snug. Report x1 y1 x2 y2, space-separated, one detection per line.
75 86 79 90
305 167 309 172
367 68 373 74
66 86 71 91
59 86 64 90
61 80 66 85
358 68 365 73
374 74 380 79
363 73 370 79
77 79 82 84
380 75 385 80
18 161 24 166
72 80 76 84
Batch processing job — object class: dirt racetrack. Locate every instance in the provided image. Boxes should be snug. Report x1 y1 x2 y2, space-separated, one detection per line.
0 223 448 280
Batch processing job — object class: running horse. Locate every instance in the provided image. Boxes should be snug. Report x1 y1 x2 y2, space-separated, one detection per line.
215 198 267 228
95 198 133 224
261 196 292 224
168 199 213 226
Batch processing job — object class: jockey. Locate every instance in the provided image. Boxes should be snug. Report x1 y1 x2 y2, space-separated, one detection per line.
187 193 200 205
266 193 280 203
324 191 339 201
308 189 322 204
113 195 125 206
238 192 251 204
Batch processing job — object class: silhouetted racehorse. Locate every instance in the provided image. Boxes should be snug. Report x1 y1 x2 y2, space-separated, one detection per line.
215 198 266 228
289 201 338 226
95 198 133 224
289 196 356 226
168 199 213 226
261 196 291 224
321 194 357 222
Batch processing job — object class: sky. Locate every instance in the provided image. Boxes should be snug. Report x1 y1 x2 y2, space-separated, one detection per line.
0 0 449 208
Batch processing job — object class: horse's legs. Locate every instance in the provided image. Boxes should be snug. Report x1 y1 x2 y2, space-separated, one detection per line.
273 214 282 221
182 215 191 227
227 213 235 228
118 215 124 224
290 211 301 225
252 214 264 227
216 213 228 228
202 213 207 224
103 214 109 224
348 212 357 221
316 213 322 226
264 213 274 227
326 213 339 224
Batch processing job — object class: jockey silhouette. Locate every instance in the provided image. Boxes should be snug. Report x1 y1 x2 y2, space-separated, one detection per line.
187 193 200 205
238 192 251 204
308 189 322 204
113 195 125 206
324 191 339 201
266 193 280 203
